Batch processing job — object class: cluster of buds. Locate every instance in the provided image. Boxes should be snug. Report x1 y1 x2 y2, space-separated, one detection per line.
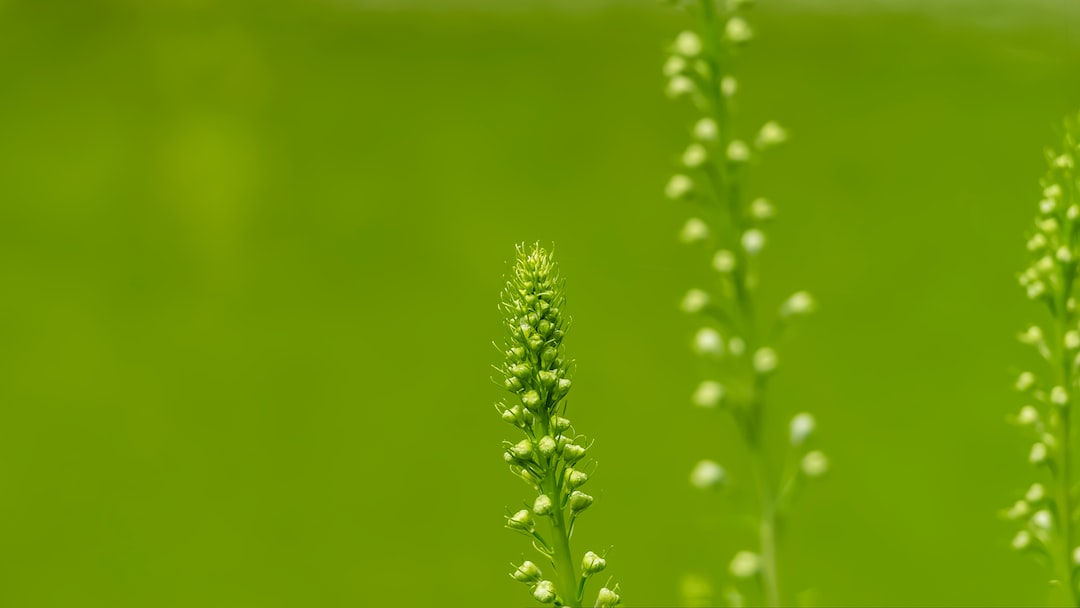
1008 112 1080 603
497 243 619 607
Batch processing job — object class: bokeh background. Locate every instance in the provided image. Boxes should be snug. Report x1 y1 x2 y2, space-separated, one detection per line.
1 0 1079 605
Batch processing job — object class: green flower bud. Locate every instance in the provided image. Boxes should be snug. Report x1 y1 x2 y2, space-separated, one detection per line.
510 439 533 460
562 443 586 463
533 580 557 604
552 417 572 433
556 378 572 395
538 370 558 388
501 405 524 426
511 561 542 584
527 332 544 351
596 586 621 607
533 494 554 516
507 509 533 532
538 435 557 458
541 346 558 365
569 490 593 512
510 363 531 379
504 376 522 391
566 468 589 489
582 551 607 576
522 390 542 410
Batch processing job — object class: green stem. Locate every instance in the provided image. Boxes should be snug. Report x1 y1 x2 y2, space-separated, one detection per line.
1053 305 1078 607
548 491 580 607
747 403 780 608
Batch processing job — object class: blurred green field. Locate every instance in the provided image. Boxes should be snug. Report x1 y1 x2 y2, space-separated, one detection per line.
1 0 1079 606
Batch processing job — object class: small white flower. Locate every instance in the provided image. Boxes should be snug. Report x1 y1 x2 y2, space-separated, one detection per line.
724 16 753 43
727 140 750 162
1032 509 1053 530
789 412 816 446
801 450 828 477
750 197 775 220
683 143 708 168
1026 483 1046 503
753 347 777 374
690 459 726 488
720 75 738 97
1012 530 1032 550
533 494 554 516
1054 154 1074 169
674 30 703 57
741 229 765 255
1030 442 1048 464
532 580 557 604
581 551 607 575
666 174 694 200
693 117 719 141
780 291 815 317
755 121 787 149
694 327 725 356
596 587 620 608
1040 199 1057 214
1007 499 1030 520
1018 405 1039 425
1069 205 1080 221
1046 184 1063 199
1018 325 1044 345
666 75 696 99
1059 246 1075 263
1027 233 1048 251
1027 282 1046 300
712 249 736 273
663 55 687 77
692 380 725 408
679 218 710 244
1016 372 1036 391
681 288 710 313
729 551 760 578
1052 385 1069 406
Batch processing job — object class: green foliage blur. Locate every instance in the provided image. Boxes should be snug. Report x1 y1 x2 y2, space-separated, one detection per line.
1 0 1079 605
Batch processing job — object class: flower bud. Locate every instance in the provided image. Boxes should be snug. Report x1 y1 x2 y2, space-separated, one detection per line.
533 580 557 604
724 16 752 43
663 55 687 77
1018 405 1039 425
511 362 531 379
666 173 694 200
582 551 607 575
541 346 558 365
789 412 815 446
512 561 542 583
712 249 736 273
569 490 594 512
801 450 828 477
522 390 542 409
596 587 621 608
690 459 726 489
1006 499 1030 520
721 75 737 97
552 416 572 433
1012 530 1032 550
533 494 554 516
741 228 765 255
692 380 725 408
1016 372 1036 392
680 218 710 244
674 30 703 56
755 121 787 149
727 140 750 163
556 378 572 395
693 117 719 141
508 509 533 531
780 291 815 317
1052 385 1069 407
505 376 522 391
729 551 760 578
694 327 724 356
1030 442 1048 464
666 76 696 100
502 405 524 425
1026 483 1046 503
563 443 586 463
510 439 534 460
750 197 775 221
538 370 558 388
1033 509 1053 530
753 347 777 374
538 435 557 458
1067 331 1080 350
683 143 708 168
681 288 710 313
566 468 589 489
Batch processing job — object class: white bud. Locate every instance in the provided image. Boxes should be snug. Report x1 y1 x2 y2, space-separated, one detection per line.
692 380 725 408
1041 199 1057 214
781 291 815 317
690 459 726 488
741 229 765 255
683 143 708 168
694 327 725 356
1018 405 1039 425
728 337 746 356
674 30 703 57
753 347 777 374
533 580 557 604
724 16 753 43
720 76 737 97
537 435 557 457
1016 372 1036 391
750 197 775 220
1018 325 1044 345
1030 442 1048 464
801 450 828 477
1059 246 1075 263
1026 483 1046 503
1055 154 1074 169
1028 233 1048 251
508 509 533 531
1046 184 1063 199
596 587 621 608
1070 205 1080 221
666 75 696 99
693 117 719 141
666 174 694 201
533 494 554 516
1073 546 1080 565
712 249 736 273
581 551 607 576
755 121 787 149
1012 530 1032 550
1039 218 1060 234
789 412 816 446
512 561 543 583
1027 281 1046 300
1067 331 1080 350
729 551 760 579
681 288 710 313
663 55 687 77
679 217 710 244
1033 509 1053 530
1007 499 1031 520
1052 386 1069 406
726 140 750 162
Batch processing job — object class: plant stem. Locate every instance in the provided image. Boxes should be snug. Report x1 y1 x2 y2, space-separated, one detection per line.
749 438 780 608
548 488 581 608
1053 302 1078 607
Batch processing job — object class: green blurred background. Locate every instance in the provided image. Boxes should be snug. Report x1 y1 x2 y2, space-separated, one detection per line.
1 0 1079 605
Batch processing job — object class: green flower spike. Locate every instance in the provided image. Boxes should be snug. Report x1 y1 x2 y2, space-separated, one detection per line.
1010 111 1080 606
496 243 620 608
